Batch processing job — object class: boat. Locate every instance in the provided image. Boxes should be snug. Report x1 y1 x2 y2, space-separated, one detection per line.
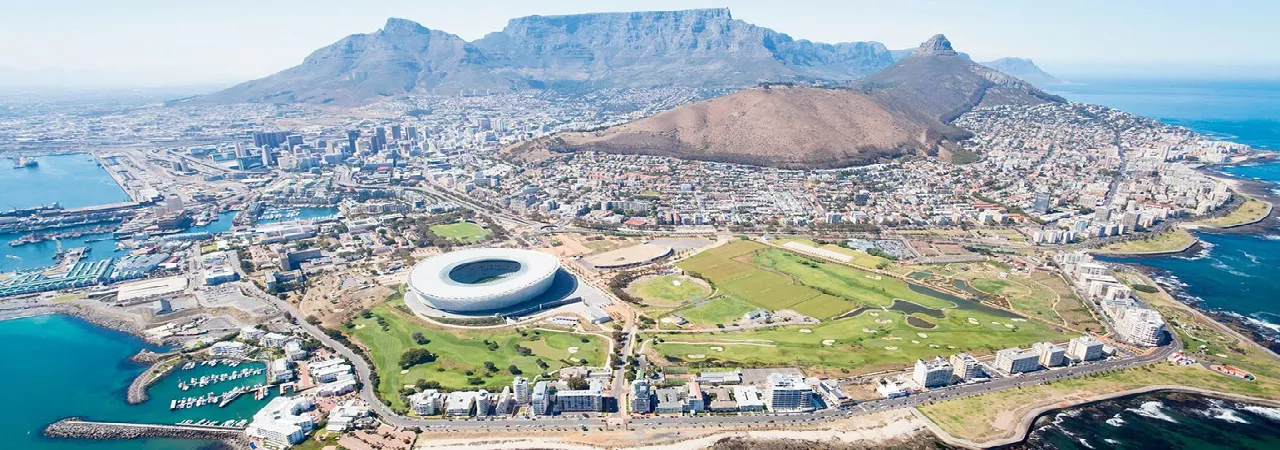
170 399 177 410
12 156 37 169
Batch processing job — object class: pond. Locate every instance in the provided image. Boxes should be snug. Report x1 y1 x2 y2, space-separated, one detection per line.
907 283 1017 318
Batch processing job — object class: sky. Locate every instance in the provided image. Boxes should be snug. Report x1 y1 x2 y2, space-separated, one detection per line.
1 0 1278 87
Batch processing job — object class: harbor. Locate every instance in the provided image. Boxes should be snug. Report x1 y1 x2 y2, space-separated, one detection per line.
148 358 277 426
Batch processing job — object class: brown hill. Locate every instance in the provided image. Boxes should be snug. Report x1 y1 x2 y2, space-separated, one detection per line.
507 85 951 169
507 35 1065 169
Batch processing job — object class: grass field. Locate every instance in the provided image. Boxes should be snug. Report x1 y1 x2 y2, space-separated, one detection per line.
672 294 757 328
912 262 1104 332
646 300 1067 374
346 300 606 412
776 238 889 269
429 222 490 243
677 240 954 320
1197 196 1271 228
627 275 711 308
919 362 1280 443
1099 228 1197 254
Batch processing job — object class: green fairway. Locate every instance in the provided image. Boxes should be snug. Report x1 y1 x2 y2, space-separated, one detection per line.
430 222 490 243
677 241 955 320
346 300 607 412
777 238 889 269
673 294 758 327
970 278 1011 294
647 303 1068 374
627 275 711 307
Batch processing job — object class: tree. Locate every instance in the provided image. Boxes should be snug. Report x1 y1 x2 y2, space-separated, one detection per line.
399 348 436 369
483 361 498 372
508 365 522 375
412 332 430 345
567 377 590 390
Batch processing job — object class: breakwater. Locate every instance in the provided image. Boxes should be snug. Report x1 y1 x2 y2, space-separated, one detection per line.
43 418 249 448
126 358 176 405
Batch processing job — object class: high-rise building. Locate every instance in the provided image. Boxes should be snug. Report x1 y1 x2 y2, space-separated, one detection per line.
1066 336 1105 362
913 357 953 388
345 130 360 155
391 125 402 141
1033 190 1052 213
995 348 1041 374
374 127 387 152
261 148 274 167
512 376 529 404
950 353 982 380
252 130 289 149
1033 342 1066 367
764 373 814 412
531 381 551 416
407 126 418 141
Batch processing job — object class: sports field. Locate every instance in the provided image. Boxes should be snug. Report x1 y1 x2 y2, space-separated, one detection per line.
672 294 757 328
429 222 490 242
677 240 954 319
627 274 711 308
346 299 606 412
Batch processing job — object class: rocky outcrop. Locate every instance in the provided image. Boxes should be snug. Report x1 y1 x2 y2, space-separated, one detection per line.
913 34 958 57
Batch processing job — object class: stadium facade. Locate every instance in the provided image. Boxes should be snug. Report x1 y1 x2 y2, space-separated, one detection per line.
406 248 559 313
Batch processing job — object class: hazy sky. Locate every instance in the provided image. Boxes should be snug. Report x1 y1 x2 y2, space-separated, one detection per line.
2 0 1278 87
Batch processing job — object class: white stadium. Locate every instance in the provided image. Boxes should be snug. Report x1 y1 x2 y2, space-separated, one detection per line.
406 248 560 313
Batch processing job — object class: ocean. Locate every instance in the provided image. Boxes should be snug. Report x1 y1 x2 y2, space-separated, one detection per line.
1020 79 1280 447
1015 392 1280 450
0 314 270 450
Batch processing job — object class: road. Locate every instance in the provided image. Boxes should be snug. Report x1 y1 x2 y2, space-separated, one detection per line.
247 259 1178 431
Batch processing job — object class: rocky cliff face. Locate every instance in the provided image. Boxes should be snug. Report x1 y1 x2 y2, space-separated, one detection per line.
979 57 1062 86
205 8 895 104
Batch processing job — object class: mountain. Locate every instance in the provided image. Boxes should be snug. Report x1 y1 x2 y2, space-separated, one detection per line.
979 57 1062 86
506 85 949 169
508 35 1066 169
853 35 1065 134
204 9 897 105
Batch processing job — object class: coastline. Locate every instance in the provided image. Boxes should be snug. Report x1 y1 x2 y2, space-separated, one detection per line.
0 301 146 340
920 385 1280 449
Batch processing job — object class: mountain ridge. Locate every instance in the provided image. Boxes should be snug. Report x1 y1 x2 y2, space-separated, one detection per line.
506 35 1066 170
203 9 899 105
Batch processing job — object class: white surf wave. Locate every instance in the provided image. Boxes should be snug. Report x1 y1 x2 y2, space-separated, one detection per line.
1106 413 1126 427
1210 407 1249 424
1243 405 1280 422
1128 401 1178 423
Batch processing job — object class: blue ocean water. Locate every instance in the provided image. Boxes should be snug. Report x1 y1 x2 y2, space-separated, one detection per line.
0 314 258 450
1031 79 1280 447
1050 79 1280 149
0 153 131 209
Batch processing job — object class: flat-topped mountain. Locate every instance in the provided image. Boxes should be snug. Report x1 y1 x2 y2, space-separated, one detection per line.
508 35 1066 169
204 8 898 105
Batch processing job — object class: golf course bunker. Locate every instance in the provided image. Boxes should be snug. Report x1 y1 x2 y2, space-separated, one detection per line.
905 315 937 329
888 300 945 319
822 339 836 346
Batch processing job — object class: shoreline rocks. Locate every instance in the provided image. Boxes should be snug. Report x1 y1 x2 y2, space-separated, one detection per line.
44 418 249 449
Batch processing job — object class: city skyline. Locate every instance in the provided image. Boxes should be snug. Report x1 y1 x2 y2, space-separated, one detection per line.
2 0 1279 87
